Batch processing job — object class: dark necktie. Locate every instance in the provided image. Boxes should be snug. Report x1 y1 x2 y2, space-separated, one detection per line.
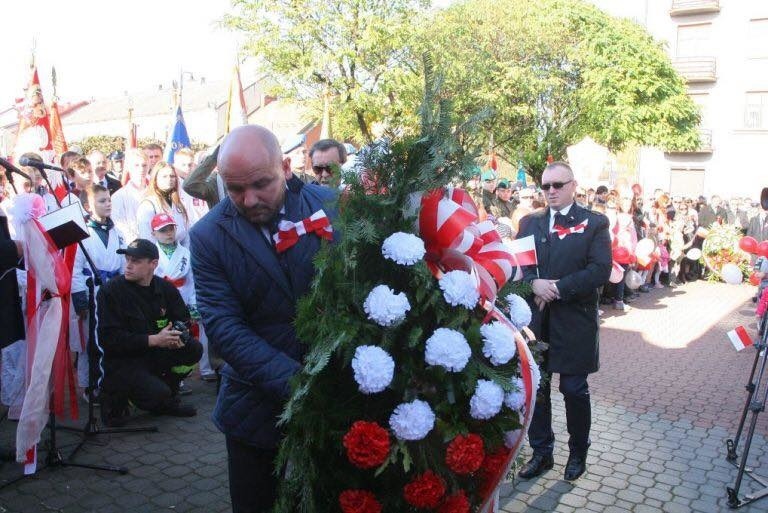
554 212 567 228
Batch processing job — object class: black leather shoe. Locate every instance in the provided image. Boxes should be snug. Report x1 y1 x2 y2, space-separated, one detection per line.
564 453 587 481
517 453 554 479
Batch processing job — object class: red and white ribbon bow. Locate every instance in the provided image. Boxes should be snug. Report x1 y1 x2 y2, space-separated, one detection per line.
552 218 588 239
273 210 333 253
419 188 518 302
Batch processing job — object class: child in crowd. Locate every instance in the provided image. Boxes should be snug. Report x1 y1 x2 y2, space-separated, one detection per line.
150 213 215 381
71 184 126 398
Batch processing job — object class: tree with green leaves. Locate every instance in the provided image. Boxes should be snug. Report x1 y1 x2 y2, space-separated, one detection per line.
223 0 429 143
416 0 700 183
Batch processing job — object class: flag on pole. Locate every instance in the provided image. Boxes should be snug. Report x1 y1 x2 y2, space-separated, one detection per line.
727 326 754 352
225 62 248 133
47 99 69 201
13 66 53 164
126 106 137 151
163 104 191 165
487 151 498 172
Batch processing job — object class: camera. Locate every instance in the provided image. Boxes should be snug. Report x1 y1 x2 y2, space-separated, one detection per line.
172 320 193 346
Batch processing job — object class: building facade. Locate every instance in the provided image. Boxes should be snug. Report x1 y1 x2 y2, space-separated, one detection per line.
592 0 768 200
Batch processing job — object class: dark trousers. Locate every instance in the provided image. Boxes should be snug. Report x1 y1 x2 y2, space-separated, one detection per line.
226 436 278 513
528 371 591 457
102 340 202 412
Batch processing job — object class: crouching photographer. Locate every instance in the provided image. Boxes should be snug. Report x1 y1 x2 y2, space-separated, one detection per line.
96 239 202 426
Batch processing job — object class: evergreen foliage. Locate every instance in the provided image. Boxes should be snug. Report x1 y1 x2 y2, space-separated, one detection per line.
274 72 535 512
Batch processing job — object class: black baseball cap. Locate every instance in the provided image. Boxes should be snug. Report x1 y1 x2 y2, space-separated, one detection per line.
117 239 159 260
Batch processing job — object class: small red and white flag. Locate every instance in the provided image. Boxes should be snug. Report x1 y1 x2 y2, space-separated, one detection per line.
505 235 537 267
727 326 754 352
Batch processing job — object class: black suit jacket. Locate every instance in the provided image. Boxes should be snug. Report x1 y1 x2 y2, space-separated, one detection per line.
516 204 612 374
0 214 24 348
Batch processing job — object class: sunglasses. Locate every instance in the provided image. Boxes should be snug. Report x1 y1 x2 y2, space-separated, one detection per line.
540 180 572 191
576 194 586 198
312 165 333 174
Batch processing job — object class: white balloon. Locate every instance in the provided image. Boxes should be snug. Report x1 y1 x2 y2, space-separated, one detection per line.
686 248 702 261
609 263 624 284
624 270 643 290
635 238 654 258
721 263 744 285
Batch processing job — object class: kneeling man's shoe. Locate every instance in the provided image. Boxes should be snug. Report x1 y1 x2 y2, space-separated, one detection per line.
564 453 587 481
517 453 554 479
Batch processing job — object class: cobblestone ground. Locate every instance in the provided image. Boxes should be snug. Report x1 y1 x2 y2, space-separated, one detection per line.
502 280 768 512
1 281 768 512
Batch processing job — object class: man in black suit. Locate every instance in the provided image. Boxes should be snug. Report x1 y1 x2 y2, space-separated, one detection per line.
89 150 122 195
516 162 612 481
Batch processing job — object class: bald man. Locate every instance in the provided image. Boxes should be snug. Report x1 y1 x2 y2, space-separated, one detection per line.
515 162 611 482
190 125 338 513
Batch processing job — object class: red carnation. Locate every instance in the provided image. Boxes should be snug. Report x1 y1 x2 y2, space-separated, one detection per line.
343 421 391 469
478 446 512 498
404 470 447 509
339 490 382 513
438 490 470 513
445 433 485 475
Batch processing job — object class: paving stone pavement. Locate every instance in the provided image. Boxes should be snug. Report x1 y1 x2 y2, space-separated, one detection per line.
1 281 768 512
501 281 768 512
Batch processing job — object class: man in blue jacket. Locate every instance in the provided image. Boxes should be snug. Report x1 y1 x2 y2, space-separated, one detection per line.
190 125 336 513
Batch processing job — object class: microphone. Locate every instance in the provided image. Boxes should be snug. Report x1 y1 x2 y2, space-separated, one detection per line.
0 157 32 180
18 156 66 173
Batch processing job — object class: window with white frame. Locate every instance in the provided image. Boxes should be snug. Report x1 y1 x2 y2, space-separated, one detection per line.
744 91 768 129
748 18 768 58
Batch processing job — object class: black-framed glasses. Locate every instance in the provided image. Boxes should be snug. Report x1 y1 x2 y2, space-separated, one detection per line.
541 180 572 191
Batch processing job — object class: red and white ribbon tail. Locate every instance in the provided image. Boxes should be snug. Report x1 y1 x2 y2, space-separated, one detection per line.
15 221 65 462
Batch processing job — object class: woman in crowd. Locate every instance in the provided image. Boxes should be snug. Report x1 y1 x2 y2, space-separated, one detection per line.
136 162 190 246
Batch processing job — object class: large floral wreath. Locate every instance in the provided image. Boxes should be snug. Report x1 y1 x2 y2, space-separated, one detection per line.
275 103 541 513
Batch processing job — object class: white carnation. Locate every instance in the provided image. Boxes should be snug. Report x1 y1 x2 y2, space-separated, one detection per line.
504 377 526 411
351 345 395 394
506 293 532 329
469 379 505 420
389 399 436 441
504 429 523 449
382 232 426 266
439 270 480 309
364 285 411 327
480 321 517 366
424 328 472 372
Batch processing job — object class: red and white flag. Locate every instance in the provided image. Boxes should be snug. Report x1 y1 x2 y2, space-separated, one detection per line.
505 235 538 267
727 326 754 351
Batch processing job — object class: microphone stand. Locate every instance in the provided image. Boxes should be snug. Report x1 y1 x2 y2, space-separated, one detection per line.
0 170 155 489
725 310 768 508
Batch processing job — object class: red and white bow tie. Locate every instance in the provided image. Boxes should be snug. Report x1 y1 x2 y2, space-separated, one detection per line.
273 210 333 253
552 218 589 239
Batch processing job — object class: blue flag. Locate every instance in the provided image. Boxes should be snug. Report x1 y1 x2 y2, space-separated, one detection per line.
516 161 527 188
164 104 191 165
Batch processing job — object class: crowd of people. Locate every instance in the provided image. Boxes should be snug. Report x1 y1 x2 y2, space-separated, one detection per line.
467 171 768 313
0 129 764 511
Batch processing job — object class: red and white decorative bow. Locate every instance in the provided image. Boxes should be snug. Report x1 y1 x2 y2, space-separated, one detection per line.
273 210 333 253
552 218 588 239
419 188 519 302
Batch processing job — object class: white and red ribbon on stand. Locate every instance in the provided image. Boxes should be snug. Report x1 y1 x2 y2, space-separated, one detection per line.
418 187 538 512
273 210 333 253
10 194 79 472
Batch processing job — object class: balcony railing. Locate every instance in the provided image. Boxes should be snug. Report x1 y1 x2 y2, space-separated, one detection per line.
673 57 717 83
670 0 720 16
666 129 713 154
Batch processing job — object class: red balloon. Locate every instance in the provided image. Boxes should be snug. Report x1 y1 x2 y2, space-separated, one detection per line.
759 241 768 258
750 272 761 286
740 236 759 254
612 247 631 264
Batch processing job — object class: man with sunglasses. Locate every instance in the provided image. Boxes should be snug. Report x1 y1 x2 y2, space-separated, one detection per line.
309 138 347 186
515 162 612 482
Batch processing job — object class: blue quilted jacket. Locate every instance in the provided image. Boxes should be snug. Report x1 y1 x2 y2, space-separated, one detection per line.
190 184 337 448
